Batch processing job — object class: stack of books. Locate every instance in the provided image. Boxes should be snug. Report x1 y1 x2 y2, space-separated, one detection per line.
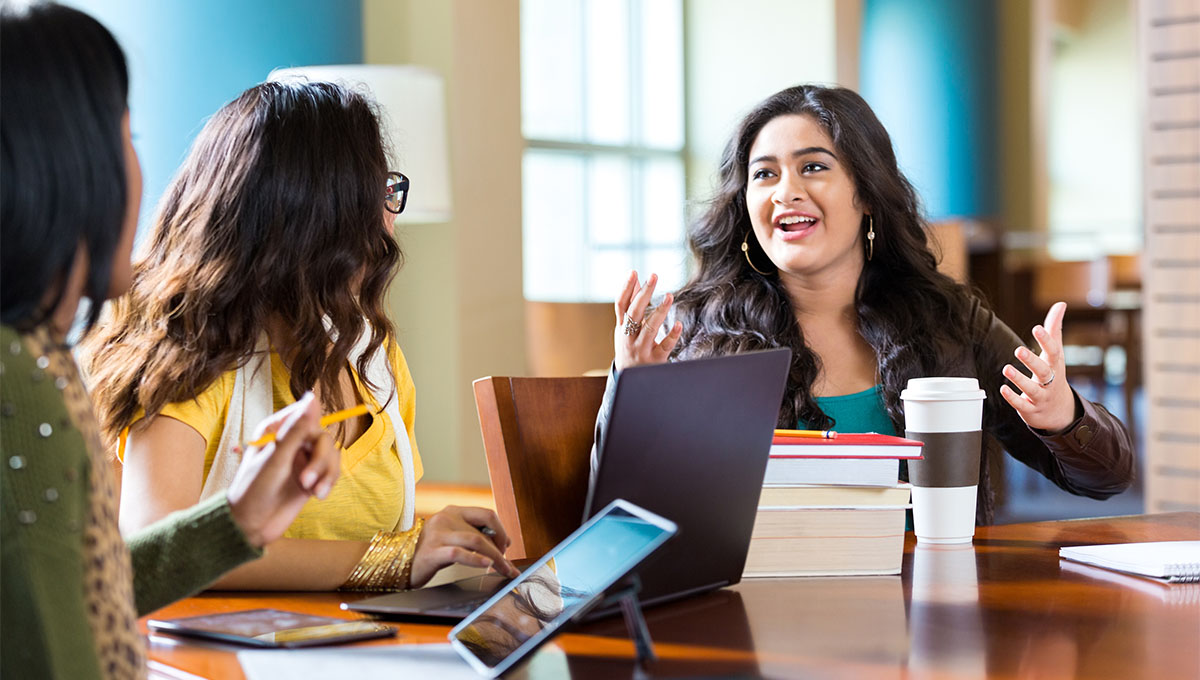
743 432 923 578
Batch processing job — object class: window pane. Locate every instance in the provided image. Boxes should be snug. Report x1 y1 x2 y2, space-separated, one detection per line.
588 249 635 303
521 0 687 304
524 151 585 301
521 0 583 141
584 0 630 145
637 0 684 150
642 157 686 246
588 155 633 246
643 247 689 294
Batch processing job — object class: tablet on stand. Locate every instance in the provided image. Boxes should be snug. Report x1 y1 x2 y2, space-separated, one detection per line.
448 499 677 678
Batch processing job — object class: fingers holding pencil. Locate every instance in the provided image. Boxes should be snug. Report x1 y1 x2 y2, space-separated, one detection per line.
242 403 370 449
227 392 341 547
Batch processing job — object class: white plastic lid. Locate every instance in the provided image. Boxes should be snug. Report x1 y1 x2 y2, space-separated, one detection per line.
900 377 987 402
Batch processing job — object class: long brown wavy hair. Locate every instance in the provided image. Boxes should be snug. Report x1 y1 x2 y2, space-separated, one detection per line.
673 85 977 430
85 80 402 444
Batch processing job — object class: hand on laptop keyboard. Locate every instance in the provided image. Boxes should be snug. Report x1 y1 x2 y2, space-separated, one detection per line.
410 506 520 588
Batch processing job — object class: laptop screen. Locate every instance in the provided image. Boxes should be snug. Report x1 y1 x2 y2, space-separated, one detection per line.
584 348 792 606
449 500 676 677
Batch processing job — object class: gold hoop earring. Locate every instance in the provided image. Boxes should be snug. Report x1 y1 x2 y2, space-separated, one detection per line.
741 231 772 276
866 214 876 261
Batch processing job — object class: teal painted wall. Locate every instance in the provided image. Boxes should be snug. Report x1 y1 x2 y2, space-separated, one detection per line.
66 0 363 238
860 0 998 221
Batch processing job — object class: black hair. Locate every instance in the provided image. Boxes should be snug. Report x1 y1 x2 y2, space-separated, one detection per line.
1 2 130 331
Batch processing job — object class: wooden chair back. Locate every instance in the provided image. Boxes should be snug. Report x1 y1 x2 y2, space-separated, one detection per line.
472 375 607 560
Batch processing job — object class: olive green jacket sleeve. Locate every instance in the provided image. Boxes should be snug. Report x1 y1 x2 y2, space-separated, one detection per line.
127 492 261 615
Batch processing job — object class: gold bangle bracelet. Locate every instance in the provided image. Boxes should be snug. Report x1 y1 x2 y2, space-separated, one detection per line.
398 518 424 590
340 519 426 592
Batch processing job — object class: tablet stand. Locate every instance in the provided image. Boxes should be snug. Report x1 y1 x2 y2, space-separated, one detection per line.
600 576 657 666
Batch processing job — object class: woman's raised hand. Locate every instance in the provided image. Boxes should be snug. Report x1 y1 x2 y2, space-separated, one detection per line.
226 392 340 548
614 270 683 371
999 302 1079 433
409 505 519 588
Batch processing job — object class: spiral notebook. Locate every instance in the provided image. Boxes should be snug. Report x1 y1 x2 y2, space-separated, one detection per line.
1059 541 1200 583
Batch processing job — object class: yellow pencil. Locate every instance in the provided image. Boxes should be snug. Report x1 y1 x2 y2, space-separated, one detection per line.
245 404 370 448
774 428 838 440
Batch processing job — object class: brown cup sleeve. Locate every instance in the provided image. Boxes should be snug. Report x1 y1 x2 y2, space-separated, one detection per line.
905 430 982 487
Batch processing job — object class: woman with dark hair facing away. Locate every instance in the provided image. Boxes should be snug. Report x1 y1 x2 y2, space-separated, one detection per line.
83 80 518 590
1 4 342 677
596 85 1133 524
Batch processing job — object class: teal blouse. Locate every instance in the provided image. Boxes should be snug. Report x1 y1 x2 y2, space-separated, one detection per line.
804 385 911 529
806 385 896 435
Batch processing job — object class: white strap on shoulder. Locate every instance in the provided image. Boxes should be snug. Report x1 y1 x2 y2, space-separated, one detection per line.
204 325 414 530
204 334 272 500
348 328 414 530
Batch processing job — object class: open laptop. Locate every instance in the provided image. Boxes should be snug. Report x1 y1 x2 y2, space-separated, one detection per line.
344 348 791 620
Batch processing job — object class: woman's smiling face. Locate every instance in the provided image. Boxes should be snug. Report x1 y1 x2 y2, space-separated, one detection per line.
745 113 867 280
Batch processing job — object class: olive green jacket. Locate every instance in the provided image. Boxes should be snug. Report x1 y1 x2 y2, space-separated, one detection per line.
1 325 261 679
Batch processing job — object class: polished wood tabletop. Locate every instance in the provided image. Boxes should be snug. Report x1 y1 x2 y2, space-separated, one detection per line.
142 512 1200 679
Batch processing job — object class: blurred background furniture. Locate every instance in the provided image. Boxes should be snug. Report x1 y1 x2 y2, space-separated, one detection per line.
525 302 614 377
472 375 606 559
928 220 970 284
1030 256 1141 429
413 482 495 520
1032 258 1114 387
995 254 1144 514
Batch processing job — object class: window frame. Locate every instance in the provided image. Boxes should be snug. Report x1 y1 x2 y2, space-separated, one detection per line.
521 0 689 302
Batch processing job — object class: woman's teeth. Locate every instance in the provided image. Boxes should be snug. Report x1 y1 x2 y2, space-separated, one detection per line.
778 216 816 230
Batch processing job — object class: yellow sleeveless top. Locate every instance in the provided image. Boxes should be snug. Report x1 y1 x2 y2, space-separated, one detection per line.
129 342 422 541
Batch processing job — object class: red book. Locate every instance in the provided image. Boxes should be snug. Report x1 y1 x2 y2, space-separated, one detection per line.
765 434 923 487
770 433 924 459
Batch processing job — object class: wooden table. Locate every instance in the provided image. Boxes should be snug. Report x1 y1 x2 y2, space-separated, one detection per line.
143 513 1200 679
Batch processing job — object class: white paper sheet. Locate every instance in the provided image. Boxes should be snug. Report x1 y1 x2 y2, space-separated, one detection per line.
238 644 481 680
239 642 569 680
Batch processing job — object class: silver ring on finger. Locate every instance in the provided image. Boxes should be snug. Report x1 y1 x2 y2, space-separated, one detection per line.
1039 370 1055 387
623 314 644 337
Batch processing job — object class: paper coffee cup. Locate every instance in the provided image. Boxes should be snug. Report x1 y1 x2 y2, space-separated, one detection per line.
901 378 986 545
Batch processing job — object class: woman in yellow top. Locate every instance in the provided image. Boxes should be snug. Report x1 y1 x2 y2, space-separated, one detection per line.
84 80 519 591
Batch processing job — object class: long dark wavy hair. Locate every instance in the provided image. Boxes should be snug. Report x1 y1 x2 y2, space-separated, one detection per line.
85 80 402 444
674 84 977 430
1 2 129 332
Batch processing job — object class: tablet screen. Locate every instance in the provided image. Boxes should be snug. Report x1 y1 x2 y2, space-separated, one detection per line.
449 500 676 677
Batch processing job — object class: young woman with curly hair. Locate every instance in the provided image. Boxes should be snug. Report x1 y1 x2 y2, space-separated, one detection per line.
84 80 517 591
596 85 1133 524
